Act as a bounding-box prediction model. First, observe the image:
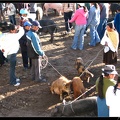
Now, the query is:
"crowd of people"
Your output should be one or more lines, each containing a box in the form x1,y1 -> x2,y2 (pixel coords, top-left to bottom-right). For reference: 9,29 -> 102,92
0,3 -> 47,86
0,3 -> 120,117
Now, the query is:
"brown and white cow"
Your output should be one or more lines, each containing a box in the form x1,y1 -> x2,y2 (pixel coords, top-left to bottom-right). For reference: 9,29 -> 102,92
50,76 -> 72,101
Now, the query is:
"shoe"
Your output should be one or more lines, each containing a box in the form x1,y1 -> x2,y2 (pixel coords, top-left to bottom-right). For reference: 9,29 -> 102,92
24,67 -> 28,71
88,43 -> 90,46
88,43 -> 95,47
16,78 -> 20,82
78,48 -> 83,50
70,47 -> 76,50
36,77 -> 47,82
96,42 -> 100,46
28,66 -> 31,69
40,78 -> 47,82
14,82 -> 20,86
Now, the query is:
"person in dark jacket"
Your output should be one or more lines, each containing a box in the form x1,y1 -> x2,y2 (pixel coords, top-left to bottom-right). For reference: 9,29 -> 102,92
114,5 -> 120,48
19,21 -> 32,70
26,20 -> 47,82
97,3 -> 109,40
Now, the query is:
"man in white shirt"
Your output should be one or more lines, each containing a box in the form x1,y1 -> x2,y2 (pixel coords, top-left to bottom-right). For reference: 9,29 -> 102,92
0,24 -> 24,86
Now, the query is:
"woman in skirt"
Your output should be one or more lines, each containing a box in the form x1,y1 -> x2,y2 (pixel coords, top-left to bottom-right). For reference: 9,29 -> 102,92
100,22 -> 119,65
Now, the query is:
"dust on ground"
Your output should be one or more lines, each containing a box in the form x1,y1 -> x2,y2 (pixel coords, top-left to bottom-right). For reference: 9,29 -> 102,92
0,10 -> 120,117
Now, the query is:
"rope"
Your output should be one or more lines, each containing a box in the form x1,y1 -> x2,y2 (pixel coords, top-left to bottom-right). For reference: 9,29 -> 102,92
71,84 -> 96,104
48,62 -> 63,76
42,42 -> 104,102
79,47 -> 104,78
41,55 -> 48,69
42,46 -> 104,82
61,84 -> 96,116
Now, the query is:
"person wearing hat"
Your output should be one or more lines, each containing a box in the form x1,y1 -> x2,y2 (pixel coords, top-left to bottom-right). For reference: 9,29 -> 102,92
26,20 -> 46,82
95,64 -> 117,117
19,8 -> 30,27
19,21 -> 32,70
69,3 -> 88,50
106,75 -> 120,117
100,22 -> 119,65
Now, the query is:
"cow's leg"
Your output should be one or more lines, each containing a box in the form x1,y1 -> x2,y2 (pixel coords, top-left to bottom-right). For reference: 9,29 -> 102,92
50,33 -> 54,43
60,90 -> 63,101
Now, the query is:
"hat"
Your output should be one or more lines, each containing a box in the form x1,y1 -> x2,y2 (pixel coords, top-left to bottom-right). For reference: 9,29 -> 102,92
32,21 -> 42,28
102,65 -> 118,75
20,8 -> 28,15
23,21 -> 32,26
77,3 -> 85,6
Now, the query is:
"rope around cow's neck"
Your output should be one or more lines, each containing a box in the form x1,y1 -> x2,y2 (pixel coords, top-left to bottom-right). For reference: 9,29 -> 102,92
79,47 -> 104,78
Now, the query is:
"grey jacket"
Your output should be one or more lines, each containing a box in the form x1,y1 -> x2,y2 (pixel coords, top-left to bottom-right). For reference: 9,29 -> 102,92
87,5 -> 100,26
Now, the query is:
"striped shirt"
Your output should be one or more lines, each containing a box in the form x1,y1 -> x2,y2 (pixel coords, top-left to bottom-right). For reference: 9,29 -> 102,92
62,3 -> 76,13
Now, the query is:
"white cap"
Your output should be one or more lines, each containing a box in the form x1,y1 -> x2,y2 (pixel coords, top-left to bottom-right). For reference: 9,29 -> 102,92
77,3 -> 85,6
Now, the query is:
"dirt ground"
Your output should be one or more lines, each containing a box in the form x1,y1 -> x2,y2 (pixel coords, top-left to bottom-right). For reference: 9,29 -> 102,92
0,9 -> 120,117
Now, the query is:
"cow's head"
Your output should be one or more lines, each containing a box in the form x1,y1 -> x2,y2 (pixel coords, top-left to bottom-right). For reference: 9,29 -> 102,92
75,57 -> 85,75
62,80 -> 73,94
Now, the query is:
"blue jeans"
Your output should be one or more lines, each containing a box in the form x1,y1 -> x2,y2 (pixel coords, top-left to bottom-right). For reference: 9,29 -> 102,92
97,18 -> 108,40
9,14 -> 16,25
89,24 -> 100,46
71,24 -> 86,50
7,53 -> 17,85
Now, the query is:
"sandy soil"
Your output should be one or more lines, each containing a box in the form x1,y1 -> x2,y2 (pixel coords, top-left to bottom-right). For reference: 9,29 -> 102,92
0,9 -> 120,117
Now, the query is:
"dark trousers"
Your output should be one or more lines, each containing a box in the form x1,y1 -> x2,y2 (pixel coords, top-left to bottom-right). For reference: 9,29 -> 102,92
21,51 -> 32,68
64,11 -> 73,32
